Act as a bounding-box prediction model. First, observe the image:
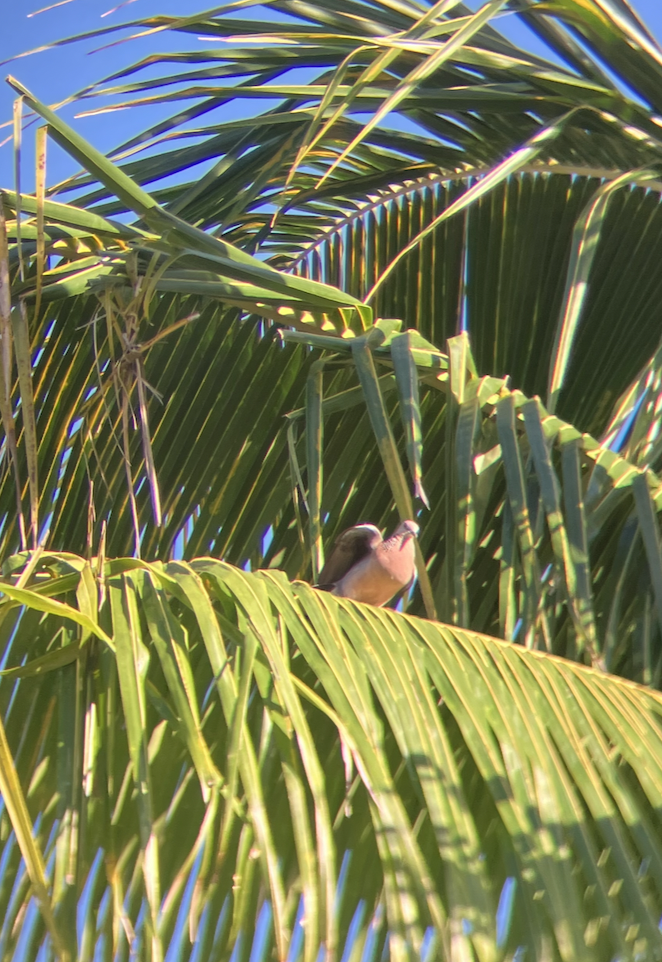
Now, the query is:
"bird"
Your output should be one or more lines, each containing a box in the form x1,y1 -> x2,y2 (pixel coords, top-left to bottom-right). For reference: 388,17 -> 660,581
314,520 -> 419,606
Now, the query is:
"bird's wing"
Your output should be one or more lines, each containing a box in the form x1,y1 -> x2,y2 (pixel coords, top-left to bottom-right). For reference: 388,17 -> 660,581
316,524 -> 382,587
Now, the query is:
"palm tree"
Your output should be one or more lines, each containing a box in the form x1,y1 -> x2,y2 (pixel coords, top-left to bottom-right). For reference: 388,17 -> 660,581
3,1 -> 662,958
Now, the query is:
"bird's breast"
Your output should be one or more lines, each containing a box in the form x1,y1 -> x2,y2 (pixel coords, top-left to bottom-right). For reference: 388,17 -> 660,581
334,537 -> 415,606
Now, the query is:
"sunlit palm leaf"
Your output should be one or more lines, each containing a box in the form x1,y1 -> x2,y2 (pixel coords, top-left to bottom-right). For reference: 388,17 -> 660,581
4,122 -> 662,680
3,4 -> 662,955
2,557 -> 662,961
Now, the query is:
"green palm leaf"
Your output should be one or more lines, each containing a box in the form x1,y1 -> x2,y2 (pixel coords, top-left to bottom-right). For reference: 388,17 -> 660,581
1,557 -> 662,961
3,1 -> 662,957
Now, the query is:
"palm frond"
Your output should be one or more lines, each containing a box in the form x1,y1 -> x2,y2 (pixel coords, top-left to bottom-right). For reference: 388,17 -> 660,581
3,3 -> 662,958
1,556 -> 662,961
3,84 -> 662,679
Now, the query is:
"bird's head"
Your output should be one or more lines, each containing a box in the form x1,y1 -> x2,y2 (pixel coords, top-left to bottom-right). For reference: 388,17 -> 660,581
395,519 -> 420,541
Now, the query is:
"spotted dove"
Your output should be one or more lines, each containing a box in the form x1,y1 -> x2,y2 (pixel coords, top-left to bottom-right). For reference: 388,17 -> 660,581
315,520 -> 419,606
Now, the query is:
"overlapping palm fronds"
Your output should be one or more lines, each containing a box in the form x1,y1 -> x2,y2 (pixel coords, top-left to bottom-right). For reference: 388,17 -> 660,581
2,556 -> 662,962
2,1 -> 662,959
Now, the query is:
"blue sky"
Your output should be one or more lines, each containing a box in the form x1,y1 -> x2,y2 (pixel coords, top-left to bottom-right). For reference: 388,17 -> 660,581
1,0 -> 661,193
